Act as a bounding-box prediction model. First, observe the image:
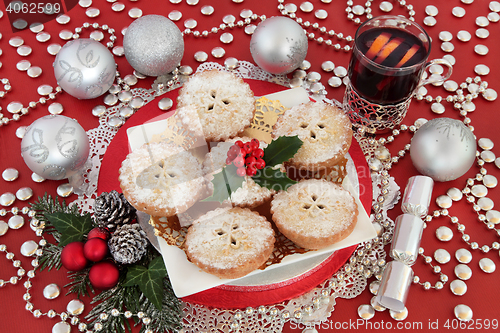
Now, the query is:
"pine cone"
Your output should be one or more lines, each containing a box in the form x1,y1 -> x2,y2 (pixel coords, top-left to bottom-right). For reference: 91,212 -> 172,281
108,224 -> 149,264
94,190 -> 136,232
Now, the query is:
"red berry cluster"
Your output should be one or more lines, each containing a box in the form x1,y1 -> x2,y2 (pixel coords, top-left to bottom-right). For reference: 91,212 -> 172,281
226,139 -> 266,177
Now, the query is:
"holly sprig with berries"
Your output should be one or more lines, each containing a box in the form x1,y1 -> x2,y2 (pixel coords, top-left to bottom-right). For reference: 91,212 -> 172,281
205,135 -> 303,203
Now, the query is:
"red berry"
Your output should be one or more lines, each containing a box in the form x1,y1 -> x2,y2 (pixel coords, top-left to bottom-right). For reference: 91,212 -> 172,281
230,144 -> 240,152
252,148 -> 264,159
226,157 -> 234,165
254,158 -> 266,169
83,238 -> 109,262
243,142 -> 253,154
236,167 -> 247,177
245,156 -> 256,166
233,156 -> 245,168
246,166 -> 257,176
228,146 -> 240,159
250,139 -> 260,150
87,227 -> 110,241
235,140 -> 244,148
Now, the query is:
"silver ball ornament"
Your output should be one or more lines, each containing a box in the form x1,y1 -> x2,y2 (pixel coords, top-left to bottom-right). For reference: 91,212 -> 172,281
123,15 -> 184,76
250,16 -> 308,75
21,115 -> 90,180
53,39 -> 116,99
410,118 -> 476,182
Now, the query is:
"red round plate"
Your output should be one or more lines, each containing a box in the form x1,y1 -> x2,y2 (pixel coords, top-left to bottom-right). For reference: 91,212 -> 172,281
98,79 -> 372,309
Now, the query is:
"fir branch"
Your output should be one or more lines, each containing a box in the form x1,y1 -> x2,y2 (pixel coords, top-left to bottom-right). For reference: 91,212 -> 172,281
65,268 -> 94,298
86,269 -> 182,333
38,242 -> 63,272
86,284 -> 131,333
124,279 -> 183,333
31,193 -> 80,216
30,193 -> 81,239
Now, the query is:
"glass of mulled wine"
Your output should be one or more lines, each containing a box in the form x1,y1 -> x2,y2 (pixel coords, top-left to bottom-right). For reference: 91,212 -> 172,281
344,15 -> 452,134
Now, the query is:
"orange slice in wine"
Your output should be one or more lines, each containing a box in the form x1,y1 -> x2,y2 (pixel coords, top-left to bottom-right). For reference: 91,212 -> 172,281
365,33 -> 391,59
395,44 -> 420,68
374,38 -> 403,64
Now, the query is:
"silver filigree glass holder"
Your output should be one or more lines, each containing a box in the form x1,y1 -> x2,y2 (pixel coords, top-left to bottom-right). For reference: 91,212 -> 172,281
343,80 -> 413,134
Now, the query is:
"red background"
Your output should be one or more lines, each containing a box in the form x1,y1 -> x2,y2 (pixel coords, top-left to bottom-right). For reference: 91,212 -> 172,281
0,1 -> 499,333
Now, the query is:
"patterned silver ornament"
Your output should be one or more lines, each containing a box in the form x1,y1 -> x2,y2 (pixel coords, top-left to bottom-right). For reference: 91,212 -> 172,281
410,118 -> 476,182
20,115 -> 90,180
123,15 -> 184,76
53,39 -> 116,99
250,16 -> 308,74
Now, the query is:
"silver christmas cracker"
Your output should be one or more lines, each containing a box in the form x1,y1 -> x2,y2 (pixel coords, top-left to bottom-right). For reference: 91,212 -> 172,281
401,175 -> 434,217
376,260 -> 414,312
390,214 -> 425,266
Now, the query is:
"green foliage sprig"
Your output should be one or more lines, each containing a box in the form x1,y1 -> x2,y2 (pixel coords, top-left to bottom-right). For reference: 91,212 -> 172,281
30,194 -> 183,333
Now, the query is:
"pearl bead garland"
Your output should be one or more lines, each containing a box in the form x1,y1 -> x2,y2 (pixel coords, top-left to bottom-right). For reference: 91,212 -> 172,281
278,0 -> 354,52
0,78 -> 62,130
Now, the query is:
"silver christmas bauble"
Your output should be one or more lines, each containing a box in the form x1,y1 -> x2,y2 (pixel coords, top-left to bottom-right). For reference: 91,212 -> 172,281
250,16 -> 308,75
53,39 -> 116,99
410,118 -> 476,182
20,115 -> 90,180
123,15 -> 184,76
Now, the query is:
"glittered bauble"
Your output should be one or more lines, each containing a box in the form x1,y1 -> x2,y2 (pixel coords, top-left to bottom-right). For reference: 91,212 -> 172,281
123,15 -> 184,76
53,38 -> 116,99
83,238 -> 109,262
87,227 -> 110,241
250,16 -> 308,75
20,115 -> 90,180
89,261 -> 120,290
410,118 -> 476,182
61,242 -> 88,271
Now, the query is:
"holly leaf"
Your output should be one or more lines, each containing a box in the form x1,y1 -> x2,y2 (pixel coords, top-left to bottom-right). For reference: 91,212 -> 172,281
263,135 -> 303,167
252,166 -> 297,192
203,163 -> 245,203
123,256 -> 167,310
44,212 -> 93,247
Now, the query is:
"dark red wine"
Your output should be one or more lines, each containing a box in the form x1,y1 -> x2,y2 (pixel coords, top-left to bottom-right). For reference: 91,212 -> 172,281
348,27 -> 428,104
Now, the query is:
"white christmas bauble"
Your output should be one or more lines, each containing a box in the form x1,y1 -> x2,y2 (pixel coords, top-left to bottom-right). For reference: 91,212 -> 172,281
53,39 -> 116,99
250,16 -> 308,75
20,115 -> 90,180
123,15 -> 184,76
410,118 -> 476,182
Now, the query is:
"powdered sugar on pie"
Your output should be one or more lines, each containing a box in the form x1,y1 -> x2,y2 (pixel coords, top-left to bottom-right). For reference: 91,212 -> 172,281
176,69 -> 255,141
270,178 -> 358,250
119,142 -> 205,217
272,101 -> 352,170
184,207 -> 275,279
